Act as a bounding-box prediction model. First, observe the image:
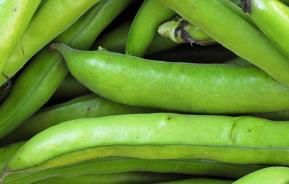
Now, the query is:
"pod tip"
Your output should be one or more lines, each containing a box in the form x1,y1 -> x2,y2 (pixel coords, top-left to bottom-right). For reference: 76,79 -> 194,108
49,42 -> 62,51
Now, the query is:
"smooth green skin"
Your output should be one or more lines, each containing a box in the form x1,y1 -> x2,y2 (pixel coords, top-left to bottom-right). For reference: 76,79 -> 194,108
95,22 -> 131,53
95,21 -> 177,54
55,44 -> 289,114
233,167 -> 289,184
160,0 -> 289,86
0,0 -> 131,139
126,0 -> 175,57
0,142 -> 24,173
159,178 -> 232,184
220,0 -> 252,24
4,94 -> 153,143
0,0 -> 101,87
249,0 -> 289,58
3,158 -> 262,184
52,75 -> 90,100
0,4 -> 99,139
0,50 -> 68,139
34,172 -> 185,184
158,18 -> 215,45
0,0 -> 41,74
56,0 -> 132,50
7,113 -> 289,171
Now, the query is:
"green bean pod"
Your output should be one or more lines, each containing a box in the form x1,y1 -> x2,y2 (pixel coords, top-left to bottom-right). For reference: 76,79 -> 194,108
6,113 -> 289,171
159,178 -> 232,184
233,167 -> 289,184
0,142 -> 24,173
4,94 -> 153,143
160,0 -> 289,86
52,75 -> 90,100
0,0 -> 41,74
95,21 -> 177,54
2,157 -> 262,184
35,172 -> 186,184
95,22 -> 131,53
0,0 -> 131,139
53,44 -> 289,114
126,0 -> 175,56
248,0 -> 289,58
0,0 -> 101,87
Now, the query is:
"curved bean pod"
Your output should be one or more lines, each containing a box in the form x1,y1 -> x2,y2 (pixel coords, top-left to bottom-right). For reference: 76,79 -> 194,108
0,50 -> 68,139
160,0 -> 289,86
126,0 -> 175,56
95,21 -> 177,54
35,172 -> 185,184
233,167 -> 289,184
0,0 -> 131,139
248,0 -> 289,58
0,0 -> 41,74
0,142 -> 24,173
6,113 -> 289,171
3,157 -> 262,184
159,178 -> 232,184
0,0 -> 101,87
53,44 -> 289,114
3,94 -> 152,143
95,22 -> 131,53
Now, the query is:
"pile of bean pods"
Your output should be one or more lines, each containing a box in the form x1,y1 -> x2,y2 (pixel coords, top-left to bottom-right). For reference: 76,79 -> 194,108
1,0 -> 289,183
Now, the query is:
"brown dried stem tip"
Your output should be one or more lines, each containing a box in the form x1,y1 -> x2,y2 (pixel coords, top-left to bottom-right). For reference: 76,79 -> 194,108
241,0 -> 251,13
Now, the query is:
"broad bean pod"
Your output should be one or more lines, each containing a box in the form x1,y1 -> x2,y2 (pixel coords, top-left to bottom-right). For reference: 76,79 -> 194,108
248,0 -> 289,58
0,0 -> 41,74
160,0 -> 289,86
6,113 -> 289,171
233,167 -> 289,184
159,178 -> 232,184
126,0 -> 175,57
0,0 -> 131,139
0,0 -> 101,87
54,44 -> 289,114
0,142 -> 24,173
35,172 -> 186,184
95,22 -> 177,54
2,157 -> 262,184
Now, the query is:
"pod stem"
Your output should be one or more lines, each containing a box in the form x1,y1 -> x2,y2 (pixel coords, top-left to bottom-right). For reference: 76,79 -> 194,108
49,42 -> 66,53
158,17 -> 215,45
